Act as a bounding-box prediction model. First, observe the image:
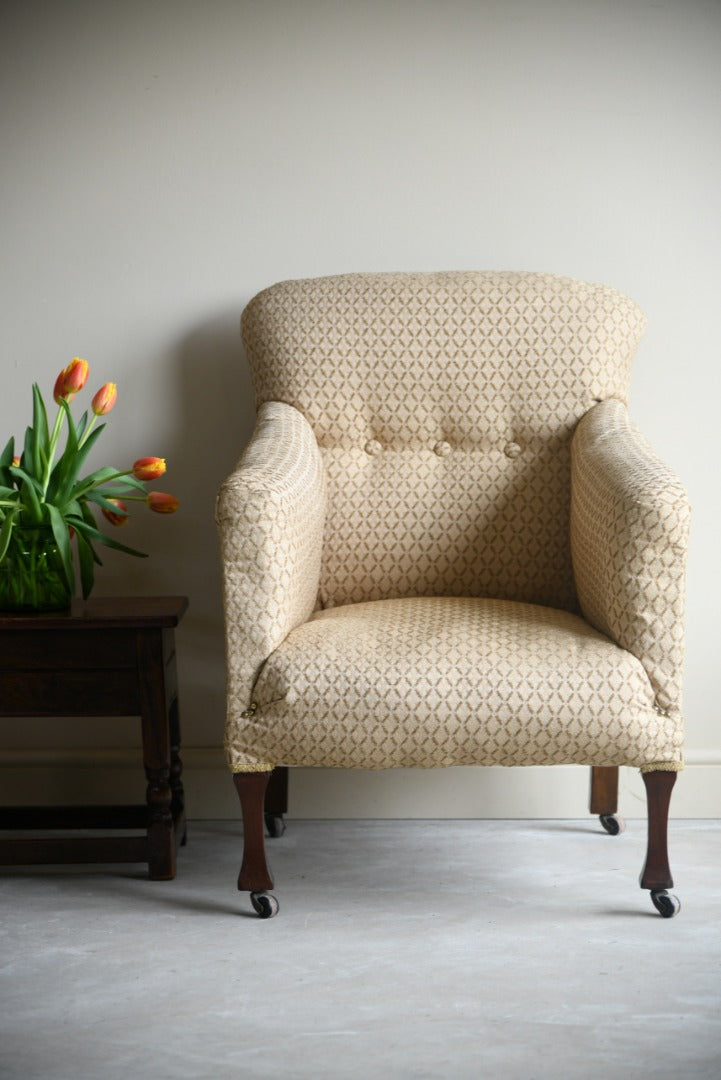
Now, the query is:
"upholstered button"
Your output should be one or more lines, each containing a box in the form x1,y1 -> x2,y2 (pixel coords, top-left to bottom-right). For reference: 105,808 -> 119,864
504,441 -> 521,459
433,441 -> 451,457
364,439 -> 382,456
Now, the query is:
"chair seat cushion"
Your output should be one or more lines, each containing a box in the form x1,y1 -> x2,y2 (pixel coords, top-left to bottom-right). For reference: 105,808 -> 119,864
243,597 -> 681,770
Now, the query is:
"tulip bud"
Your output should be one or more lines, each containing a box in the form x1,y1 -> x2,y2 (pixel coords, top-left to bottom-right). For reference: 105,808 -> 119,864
91,382 -> 117,416
53,371 -> 66,404
133,456 -> 166,481
12,455 -> 21,467
102,499 -> 129,526
147,491 -> 179,514
54,357 -> 89,402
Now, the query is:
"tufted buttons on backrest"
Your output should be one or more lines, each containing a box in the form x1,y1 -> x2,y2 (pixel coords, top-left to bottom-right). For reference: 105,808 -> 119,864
242,272 -> 646,610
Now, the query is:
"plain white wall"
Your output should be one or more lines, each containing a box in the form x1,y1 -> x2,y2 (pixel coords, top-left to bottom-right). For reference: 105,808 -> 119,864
1,0 -> 719,817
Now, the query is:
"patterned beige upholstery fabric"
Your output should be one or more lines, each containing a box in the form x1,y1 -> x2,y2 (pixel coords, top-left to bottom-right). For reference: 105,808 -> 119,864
216,400 -> 326,771
571,398 -> 691,724
232,596 -> 681,771
219,272 -> 689,774
242,272 -> 647,611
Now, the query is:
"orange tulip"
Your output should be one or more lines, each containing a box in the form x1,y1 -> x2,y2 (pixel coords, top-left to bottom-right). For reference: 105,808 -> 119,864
102,499 -> 129,526
133,456 -> 166,481
147,491 -> 179,514
54,357 -> 89,402
12,455 -> 21,467
91,382 -> 117,416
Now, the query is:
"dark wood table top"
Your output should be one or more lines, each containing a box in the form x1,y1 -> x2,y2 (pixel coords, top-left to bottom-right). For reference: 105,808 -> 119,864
0,595 -> 189,631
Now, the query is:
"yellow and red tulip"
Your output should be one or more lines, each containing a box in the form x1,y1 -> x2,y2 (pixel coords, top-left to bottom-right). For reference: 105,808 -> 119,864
52,371 -> 65,404
147,491 -> 179,514
91,382 -> 117,416
53,357 -> 89,402
102,498 -> 129,526
133,456 -> 166,481
4,358 -> 180,601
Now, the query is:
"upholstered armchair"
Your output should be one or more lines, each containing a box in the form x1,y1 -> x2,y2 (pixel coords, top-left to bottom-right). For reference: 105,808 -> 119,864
216,272 -> 690,919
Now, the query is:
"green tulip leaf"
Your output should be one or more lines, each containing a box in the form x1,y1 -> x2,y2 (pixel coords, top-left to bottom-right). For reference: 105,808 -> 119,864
9,466 -> 43,522
68,461 -> 120,502
67,514 -> 147,559
49,416 -> 105,505
0,506 -> 19,562
75,410 -> 89,442
23,423 -> 39,480
31,384 -> 49,457
85,490 -> 130,516
9,464 -> 43,495
75,527 -> 97,599
97,474 -> 147,494
0,436 -> 14,468
47,502 -> 75,591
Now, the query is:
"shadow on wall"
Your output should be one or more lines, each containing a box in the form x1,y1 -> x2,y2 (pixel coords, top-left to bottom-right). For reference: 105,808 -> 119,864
171,308 -> 257,624
95,308 -> 256,748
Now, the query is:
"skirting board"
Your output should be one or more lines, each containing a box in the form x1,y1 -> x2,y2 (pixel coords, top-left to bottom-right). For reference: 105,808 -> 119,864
0,748 -> 719,818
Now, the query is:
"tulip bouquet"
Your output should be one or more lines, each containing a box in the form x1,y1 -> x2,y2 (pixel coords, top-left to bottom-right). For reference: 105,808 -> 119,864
0,358 -> 179,607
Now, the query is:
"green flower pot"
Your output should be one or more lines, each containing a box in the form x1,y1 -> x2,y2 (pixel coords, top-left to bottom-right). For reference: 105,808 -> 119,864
0,526 -> 72,612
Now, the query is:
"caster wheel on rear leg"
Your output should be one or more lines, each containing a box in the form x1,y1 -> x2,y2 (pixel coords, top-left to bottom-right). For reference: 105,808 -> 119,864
650,890 -> 681,918
599,813 -> 625,835
250,891 -> 279,919
265,813 -> 286,838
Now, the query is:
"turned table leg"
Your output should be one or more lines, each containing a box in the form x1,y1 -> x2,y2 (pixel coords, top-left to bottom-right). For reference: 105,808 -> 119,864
138,628 -> 176,880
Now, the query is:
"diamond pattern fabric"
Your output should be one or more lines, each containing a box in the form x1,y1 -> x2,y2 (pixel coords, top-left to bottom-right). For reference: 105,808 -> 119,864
216,400 -> 326,761
242,272 -> 647,610
231,597 -> 681,771
219,272 -> 689,774
571,398 -> 691,719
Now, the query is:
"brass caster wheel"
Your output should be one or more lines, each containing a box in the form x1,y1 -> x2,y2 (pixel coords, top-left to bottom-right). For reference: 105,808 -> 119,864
650,890 -> 681,918
599,813 -> 625,835
265,813 -> 286,838
250,890 -> 279,919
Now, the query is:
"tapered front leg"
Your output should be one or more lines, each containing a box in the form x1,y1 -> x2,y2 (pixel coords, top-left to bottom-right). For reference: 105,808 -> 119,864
233,771 -> 274,893
640,770 -> 676,892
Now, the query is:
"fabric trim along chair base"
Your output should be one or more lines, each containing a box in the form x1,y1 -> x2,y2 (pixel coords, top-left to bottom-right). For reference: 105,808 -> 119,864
229,760 -> 276,773
639,760 -> 684,773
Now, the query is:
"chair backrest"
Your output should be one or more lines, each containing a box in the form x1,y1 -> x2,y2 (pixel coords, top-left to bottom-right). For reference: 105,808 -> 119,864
242,271 -> 646,611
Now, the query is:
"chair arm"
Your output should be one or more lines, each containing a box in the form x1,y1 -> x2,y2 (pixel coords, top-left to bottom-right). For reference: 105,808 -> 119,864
570,398 -> 691,716
216,401 -> 326,766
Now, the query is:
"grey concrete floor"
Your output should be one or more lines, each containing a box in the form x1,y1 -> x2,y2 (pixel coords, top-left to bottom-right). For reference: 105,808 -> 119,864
1,819 -> 720,1080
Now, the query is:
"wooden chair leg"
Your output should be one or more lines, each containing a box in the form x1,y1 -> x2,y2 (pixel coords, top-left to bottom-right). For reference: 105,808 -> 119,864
264,765 -> 288,837
640,770 -> 680,917
590,766 -> 625,835
589,766 -> 618,814
640,770 -> 676,891
233,772 -> 274,893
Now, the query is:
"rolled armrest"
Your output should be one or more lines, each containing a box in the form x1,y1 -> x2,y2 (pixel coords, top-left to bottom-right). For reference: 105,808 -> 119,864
571,398 -> 691,716
216,401 -> 326,766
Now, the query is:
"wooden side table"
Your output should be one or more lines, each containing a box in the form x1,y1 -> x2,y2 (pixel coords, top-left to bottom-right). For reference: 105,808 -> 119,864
0,596 -> 188,879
